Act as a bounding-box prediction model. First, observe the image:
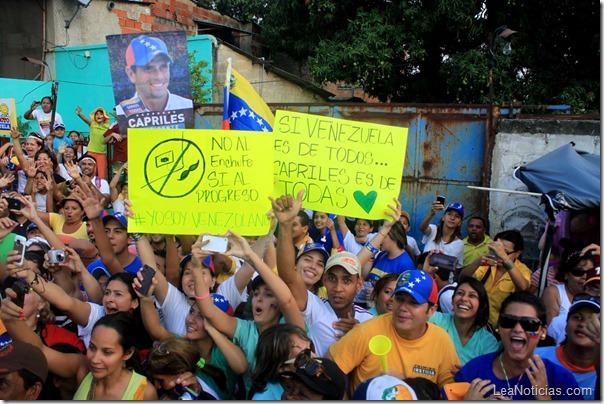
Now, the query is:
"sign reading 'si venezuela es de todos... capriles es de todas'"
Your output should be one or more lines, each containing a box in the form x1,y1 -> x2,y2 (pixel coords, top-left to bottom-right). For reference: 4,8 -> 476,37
127,128 -> 274,236
273,110 -> 408,220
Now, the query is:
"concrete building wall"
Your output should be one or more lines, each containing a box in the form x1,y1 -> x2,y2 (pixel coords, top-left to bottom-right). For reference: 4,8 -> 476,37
488,119 -> 600,269
214,45 -> 327,104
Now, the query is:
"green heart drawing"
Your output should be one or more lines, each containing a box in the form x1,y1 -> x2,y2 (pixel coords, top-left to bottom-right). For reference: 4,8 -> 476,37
353,190 -> 378,214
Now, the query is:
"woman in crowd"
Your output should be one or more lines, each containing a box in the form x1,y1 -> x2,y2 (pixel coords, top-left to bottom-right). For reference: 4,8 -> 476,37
9,127 -> 44,193
544,244 -> 599,344
23,96 -> 64,138
6,247 -> 152,351
419,199 -> 465,269
191,230 -> 305,394
136,271 -> 247,400
57,145 -> 79,181
2,276 -> 85,353
367,273 -> 398,316
146,336 -> 237,400
28,170 -> 52,212
249,323 -> 313,399
0,305 -> 157,400
309,211 -> 343,254
456,291 -> 582,399
428,275 -> 500,365
337,215 -> 377,254
35,196 -> 88,244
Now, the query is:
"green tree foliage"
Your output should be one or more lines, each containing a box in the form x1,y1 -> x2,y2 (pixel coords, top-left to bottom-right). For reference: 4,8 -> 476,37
189,50 -> 212,104
213,0 -> 599,111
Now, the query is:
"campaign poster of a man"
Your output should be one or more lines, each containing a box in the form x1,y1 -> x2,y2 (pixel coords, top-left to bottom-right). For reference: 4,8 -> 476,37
106,30 -> 194,135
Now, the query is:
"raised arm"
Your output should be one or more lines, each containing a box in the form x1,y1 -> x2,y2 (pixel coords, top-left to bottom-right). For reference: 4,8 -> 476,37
488,239 -> 530,291
190,238 -> 238,338
271,190 -> 310,311
13,194 -> 65,250
110,162 -> 127,202
75,106 -> 92,126
203,320 -> 248,375
336,214 -> 350,238
9,127 -> 30,173
23,100 -> 38,120
226,230 -> 305,330
1,292 -> 88,381
357,198 -> 401,271
72,183 -> 123,275
419,201 -> 444,236
134,276 -> 173,341
5,250 -> 92,326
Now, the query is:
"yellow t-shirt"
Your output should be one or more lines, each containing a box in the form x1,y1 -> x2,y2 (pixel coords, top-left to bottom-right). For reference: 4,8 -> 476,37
329,313 -> 459,396
48,213 -> 89,244
473,260 -> 532,328
462,235 -> 493,267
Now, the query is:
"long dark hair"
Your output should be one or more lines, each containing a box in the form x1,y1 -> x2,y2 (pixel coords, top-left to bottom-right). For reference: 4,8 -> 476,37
250,324 -> 311,397
453,278 -> 490,330
92,312 -> 143,374
555,248 -> 593,283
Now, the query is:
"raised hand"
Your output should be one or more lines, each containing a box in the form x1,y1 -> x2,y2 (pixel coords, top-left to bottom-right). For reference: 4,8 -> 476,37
71,184 -> 103,220
381,197 -> 402,232
123,198 -> 134,218
0,217 -> 17,241
0,173 -> 15,188
191,234 -> 214,267
12,194 -> 38,222
269,189 -> 305,224
223,230 -> 252,259
10,127 -> 21,140
64,160 -> 81,179
75,106 -> 82,115
24,162 -> 37,178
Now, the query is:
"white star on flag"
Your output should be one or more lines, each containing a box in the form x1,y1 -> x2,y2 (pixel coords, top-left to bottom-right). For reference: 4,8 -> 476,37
256,118 -> 263,125
238,107 -> 247,117
248,111 -> 256,119
230,111 -> 238,120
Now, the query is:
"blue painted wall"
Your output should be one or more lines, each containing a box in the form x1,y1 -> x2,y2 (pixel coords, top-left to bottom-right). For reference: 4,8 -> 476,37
1,35 -> 214,136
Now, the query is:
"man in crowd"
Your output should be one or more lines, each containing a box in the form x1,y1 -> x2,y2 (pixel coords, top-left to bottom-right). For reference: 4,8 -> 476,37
459,229 -> 531,329
327,269 -> 459,396
462,216 -> 492,269
0,340 -> 48,400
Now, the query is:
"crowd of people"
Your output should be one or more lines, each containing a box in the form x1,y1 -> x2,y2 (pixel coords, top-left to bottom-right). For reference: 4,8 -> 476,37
0,99 -> 600,401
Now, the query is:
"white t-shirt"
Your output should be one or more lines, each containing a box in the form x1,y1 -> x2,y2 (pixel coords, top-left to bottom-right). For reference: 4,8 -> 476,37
302,290 -> 374,356
407,235 -> 421,256
158,283 -> 191,337
217,274 -> 247,310
90,176 -> 110,195
34,192 -> 47,212
77,302 -> 105,348
342,231 -> 377,254
31,110 -> 63,137
422,224 -> 464,269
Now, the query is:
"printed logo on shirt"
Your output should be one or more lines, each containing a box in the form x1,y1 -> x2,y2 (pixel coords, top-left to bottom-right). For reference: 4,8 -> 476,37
412,365 -> 436,376
120,97 -> 146,116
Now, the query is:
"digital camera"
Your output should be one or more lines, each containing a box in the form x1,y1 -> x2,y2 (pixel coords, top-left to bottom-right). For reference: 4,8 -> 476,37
48,249 -> 67,264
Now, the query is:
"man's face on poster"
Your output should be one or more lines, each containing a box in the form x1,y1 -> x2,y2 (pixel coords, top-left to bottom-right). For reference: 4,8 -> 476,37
125,54 -> 171,102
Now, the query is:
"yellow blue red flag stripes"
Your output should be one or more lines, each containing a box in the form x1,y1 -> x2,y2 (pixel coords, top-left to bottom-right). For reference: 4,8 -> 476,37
222,58 -> 274,131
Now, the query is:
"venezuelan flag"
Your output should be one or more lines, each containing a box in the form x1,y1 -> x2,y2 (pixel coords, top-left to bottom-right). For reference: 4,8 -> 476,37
222,58 -> 274,131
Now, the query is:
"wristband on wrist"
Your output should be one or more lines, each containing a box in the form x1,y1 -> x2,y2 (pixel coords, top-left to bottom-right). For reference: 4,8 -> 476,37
503,260 -> 514,270
29,272 -> 41,287
194,292 -> 211,301
131,233 -> 144,242
364,241 -> 379,255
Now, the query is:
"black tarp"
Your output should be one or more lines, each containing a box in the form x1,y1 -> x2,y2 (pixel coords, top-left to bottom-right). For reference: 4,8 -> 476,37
513,143 -> 600,219
513,143 -> 600,296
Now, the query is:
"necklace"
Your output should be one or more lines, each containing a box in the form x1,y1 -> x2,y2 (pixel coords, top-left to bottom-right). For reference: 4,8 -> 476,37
499,354 -> 511,389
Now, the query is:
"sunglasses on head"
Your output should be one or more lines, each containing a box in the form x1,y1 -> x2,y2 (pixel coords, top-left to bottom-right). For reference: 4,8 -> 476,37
293,348 -> 331,381
498,313 -> 542,332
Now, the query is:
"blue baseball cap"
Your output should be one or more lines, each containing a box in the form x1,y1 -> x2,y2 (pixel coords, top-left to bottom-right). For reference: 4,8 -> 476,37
52,122 -> 65,130
26,223 -> 39,233
445,202 -> 464,218
393,270 -> 438,305
296,242 -> 330,263
102,212 -> 127,230
126,36 -> 173,67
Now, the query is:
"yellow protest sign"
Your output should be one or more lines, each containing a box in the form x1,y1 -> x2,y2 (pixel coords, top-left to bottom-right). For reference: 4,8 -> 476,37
0,99 -> 17,137
128,128 -> 274,235
274,110 -> 408,219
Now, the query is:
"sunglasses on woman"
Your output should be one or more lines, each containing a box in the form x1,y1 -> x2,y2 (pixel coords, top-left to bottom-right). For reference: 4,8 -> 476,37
293,348 -> 331,381
498,313 -> 542,332
569,268 -> 591,277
